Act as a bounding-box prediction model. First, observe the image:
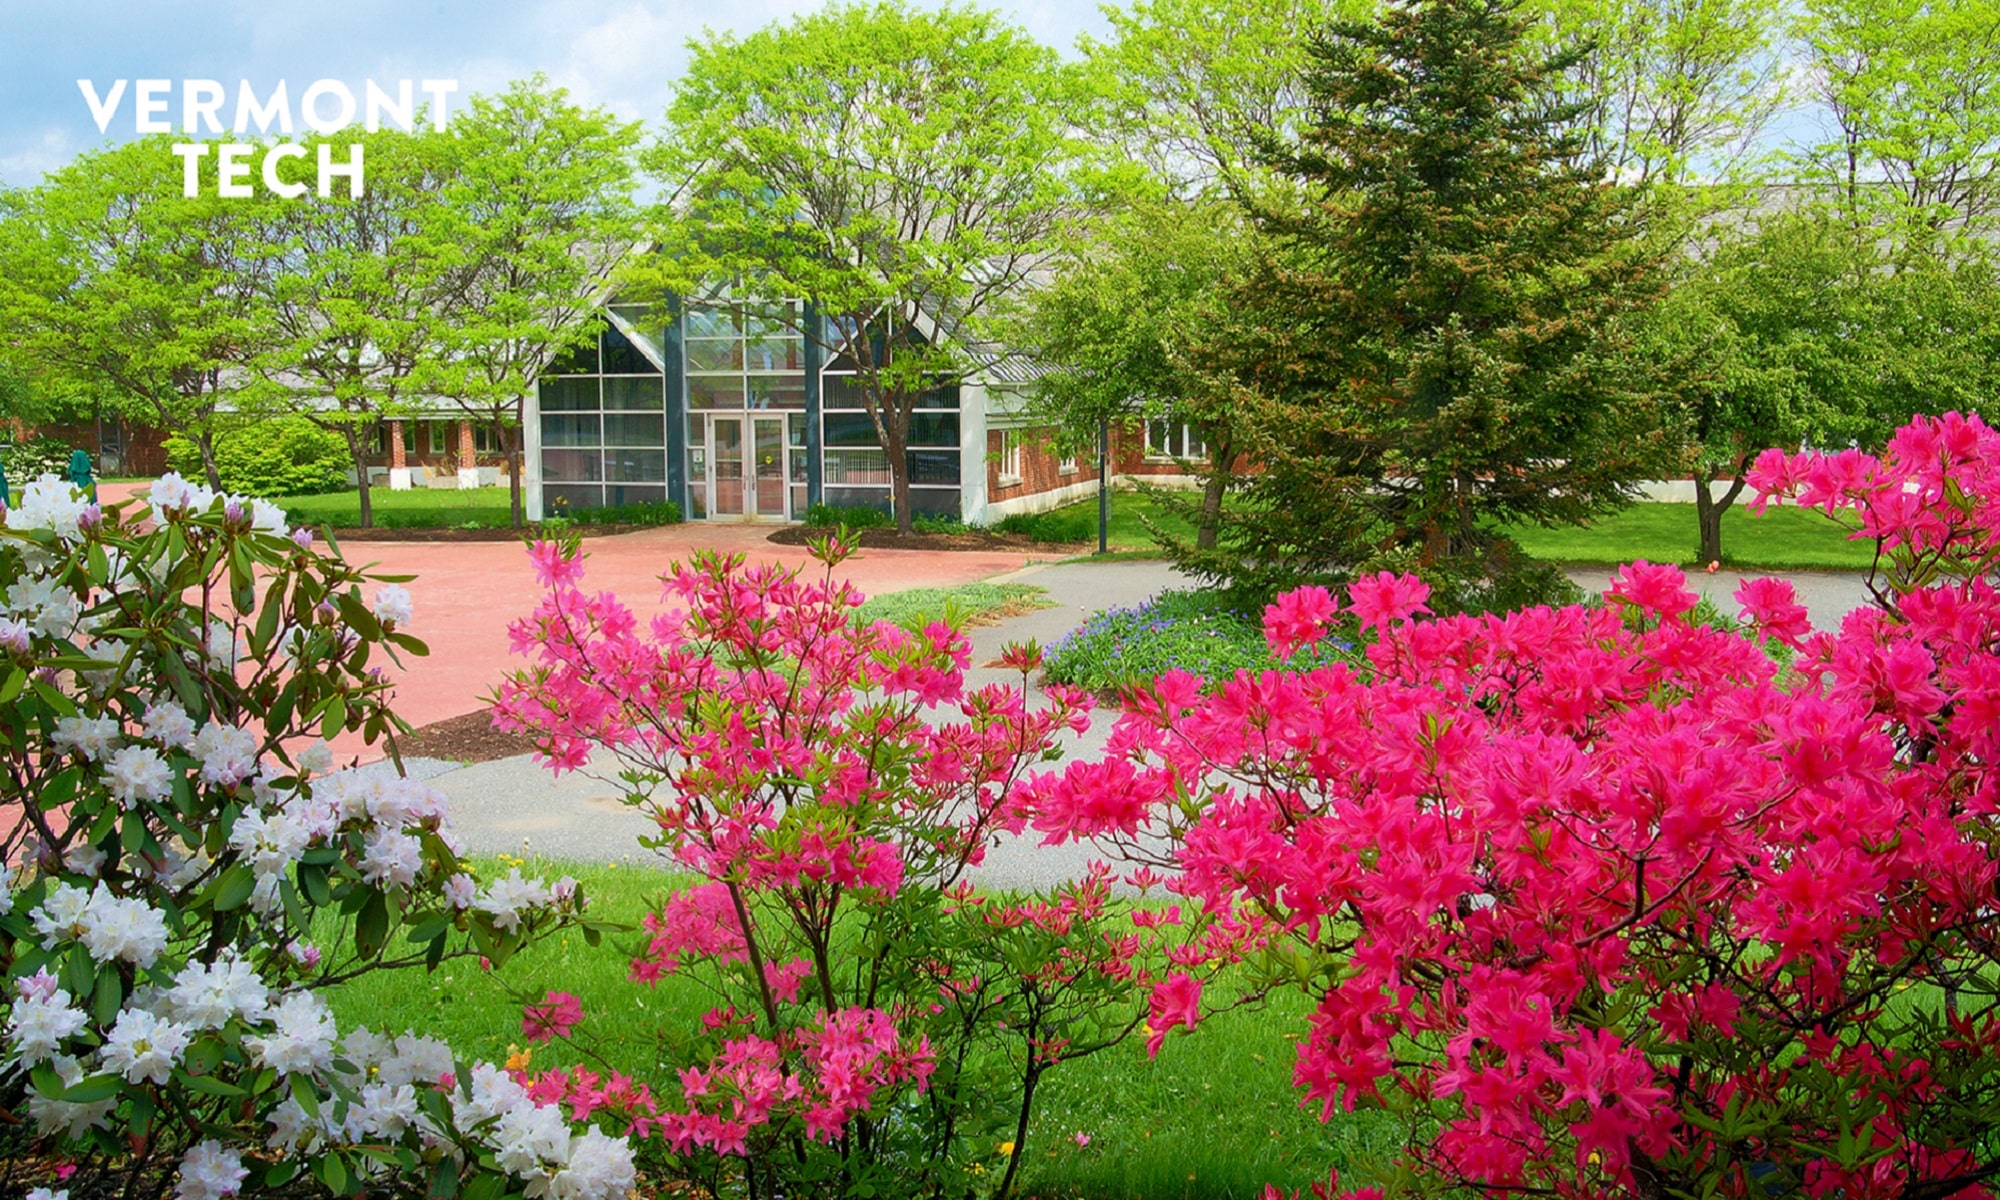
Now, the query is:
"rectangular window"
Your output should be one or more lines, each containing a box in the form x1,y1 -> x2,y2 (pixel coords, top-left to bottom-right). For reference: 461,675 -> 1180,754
824,448 -> 892,485
1144,420 -> 1206,461
997,430 -> 1023,485
1059,453 -> 1078,474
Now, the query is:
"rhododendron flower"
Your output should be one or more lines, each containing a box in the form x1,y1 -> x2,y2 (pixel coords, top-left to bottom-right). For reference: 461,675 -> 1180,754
1146,973 -> 1202,1056
523,992 -> 585,1043
1265,586 -> 1338,659
1605,560 -> 1697,619
1347,572 -> 1431,631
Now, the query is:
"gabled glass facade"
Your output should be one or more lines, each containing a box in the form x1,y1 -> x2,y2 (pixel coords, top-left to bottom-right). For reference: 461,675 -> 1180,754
536,301 -> 962,522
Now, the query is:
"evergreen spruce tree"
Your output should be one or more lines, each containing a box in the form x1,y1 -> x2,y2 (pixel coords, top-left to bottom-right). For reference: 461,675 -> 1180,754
1185,0 -> 1670,608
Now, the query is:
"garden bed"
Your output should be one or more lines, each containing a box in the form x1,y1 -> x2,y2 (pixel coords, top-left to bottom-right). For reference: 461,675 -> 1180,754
766,524 -> 1085,553
314,521 -> 659,542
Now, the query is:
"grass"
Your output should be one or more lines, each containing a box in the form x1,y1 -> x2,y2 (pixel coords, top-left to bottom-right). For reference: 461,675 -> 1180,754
856,582 -> 1054,628
323,856 -> 1397,1200
1498,502 -> 1874,571
1025,492 -> 1873,572
281,487 -> 516,529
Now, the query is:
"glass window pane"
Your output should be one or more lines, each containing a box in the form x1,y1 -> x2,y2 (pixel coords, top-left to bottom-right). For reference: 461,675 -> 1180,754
603,376 -> 662,411
603,414 -> 664,446
823,448 -> 892,485
605,484 -> 667,506
600,324 -> 657,374
688,416 -> 707,447
540,449 -> 603,482
545,484 -> 602,512
821,373 -> 868,410
917,384 -> 958,409
688,375 -> 745,409
745,336 -> 803,372
908,412 -> 959,447
541,414 -> 600,447
743,302 -> 797,338
686,339 -> 743,372
544,339 -> 599,376
787,414 -> 806,445
540,377 -> 599,411
823,413 -> 881,448
824,486 -> 891,513
746,375 -> 807,409
906,487 -> 960,517
604,450 -> 667,484
908,449 -> 960,485
684,307 -> 741,339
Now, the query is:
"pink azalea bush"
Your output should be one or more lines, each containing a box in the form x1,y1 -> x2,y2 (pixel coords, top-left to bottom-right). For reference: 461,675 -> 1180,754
0,476 -> 631,1199
1024,413 -> 2000,1198
495,538 -> 1174,1199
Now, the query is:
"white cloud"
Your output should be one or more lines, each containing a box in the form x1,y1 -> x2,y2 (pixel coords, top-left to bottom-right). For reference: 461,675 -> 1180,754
0,125 -> 80,188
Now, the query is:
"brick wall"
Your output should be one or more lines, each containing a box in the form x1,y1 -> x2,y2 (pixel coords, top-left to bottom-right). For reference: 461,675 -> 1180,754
987,426 -> 1099,501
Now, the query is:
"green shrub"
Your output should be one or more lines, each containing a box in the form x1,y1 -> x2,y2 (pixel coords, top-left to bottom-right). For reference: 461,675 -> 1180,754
994,507 -> 1096,543
803,502 -> 892,529
1045,588 -> 1355,693
564,498 -> 682,528
164,418 -> 350,496
2,436 -> 75,483
910,513 -> 964,534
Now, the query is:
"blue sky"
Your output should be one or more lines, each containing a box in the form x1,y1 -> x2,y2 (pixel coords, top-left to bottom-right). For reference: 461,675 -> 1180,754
0,0 -> 1116,184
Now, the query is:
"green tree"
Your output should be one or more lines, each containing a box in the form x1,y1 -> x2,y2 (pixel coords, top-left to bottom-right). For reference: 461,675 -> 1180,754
1082,0 -> 1369,199
1528,0 -> 1788,186
0,138 -> 273,488
1645,209 -> 2000,564
257,128 -> 463,527
1007,197 -> 1251,549
1800,0 -> 2000,252
637,0 -> 1083,535
1202,0 -> 1668,606
422,77 -> 640,529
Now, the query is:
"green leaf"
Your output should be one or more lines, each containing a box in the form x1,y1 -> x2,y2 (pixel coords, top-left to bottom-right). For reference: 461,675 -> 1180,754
212,863 -> 256,912
92,967 -> 124,1028
289,1071 -> 321,1119
316,1151 -> 349,1196
356,889 -> 390,958
180,1072 -> 247,1098
61,1072 -> 125,1104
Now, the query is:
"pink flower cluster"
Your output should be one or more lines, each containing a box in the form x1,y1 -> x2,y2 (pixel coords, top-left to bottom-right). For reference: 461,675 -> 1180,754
1025,414 -> 2000,1196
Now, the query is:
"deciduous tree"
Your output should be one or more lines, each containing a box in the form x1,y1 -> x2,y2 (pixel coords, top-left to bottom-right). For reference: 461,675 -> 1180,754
637,0 -> 1084,535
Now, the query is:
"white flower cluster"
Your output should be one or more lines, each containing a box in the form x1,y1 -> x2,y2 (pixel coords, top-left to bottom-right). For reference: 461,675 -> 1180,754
373,583 -> 415,629
455,1064 -> 638,1200
33,882 -> 170,966
4,475 -> 97,542
4,571 -> 83,640
148,473 -> 289,538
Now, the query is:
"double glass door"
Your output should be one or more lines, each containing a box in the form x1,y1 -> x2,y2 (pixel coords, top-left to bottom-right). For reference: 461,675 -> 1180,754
692,414 -> 793,520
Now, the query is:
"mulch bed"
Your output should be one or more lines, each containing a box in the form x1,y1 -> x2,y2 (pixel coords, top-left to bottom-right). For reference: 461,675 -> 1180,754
393,707 -> 543,764
765,526 -> 1086,553
320,523 -> 659,543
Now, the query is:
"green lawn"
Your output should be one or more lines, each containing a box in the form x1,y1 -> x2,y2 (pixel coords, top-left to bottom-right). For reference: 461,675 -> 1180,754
325,857 -> 1394,1200
1497,502 -> 1874,571
1031,492 -> 1873,572
281,487 -> 516,529
855,582 -> 1054,627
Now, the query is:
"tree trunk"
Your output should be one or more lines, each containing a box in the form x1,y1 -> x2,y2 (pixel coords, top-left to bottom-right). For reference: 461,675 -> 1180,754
345,425 -> 376,530
1691,462 -> 1749,567
195,434 -> 223,491
1197,435 -> 1231,551
501,412 -> 524,530
887,408 -> 913,537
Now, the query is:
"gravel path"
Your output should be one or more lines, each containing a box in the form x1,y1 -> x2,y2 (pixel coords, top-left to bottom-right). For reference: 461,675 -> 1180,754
387,559 -> 1879,887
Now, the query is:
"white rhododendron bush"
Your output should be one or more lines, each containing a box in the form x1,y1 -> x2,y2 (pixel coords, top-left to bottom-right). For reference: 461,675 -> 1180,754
0,475 -> 634,1199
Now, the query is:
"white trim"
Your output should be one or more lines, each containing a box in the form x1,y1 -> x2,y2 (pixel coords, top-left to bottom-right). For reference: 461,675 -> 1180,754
958,382 -> 989,523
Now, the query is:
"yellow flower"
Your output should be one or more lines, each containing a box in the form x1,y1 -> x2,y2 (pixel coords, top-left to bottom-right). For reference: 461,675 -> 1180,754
997,1141 -> 1015,1156
505,1044 -> 532,1072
